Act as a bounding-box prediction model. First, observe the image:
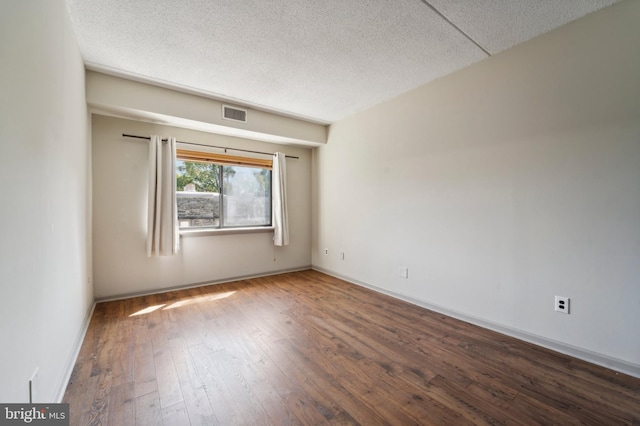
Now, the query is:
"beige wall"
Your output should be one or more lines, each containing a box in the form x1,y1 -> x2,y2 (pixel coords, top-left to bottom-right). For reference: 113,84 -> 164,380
0,0 -> 93,402
313,0 -> 640,376
86,71 -> 328,146
92,115 -> 312,299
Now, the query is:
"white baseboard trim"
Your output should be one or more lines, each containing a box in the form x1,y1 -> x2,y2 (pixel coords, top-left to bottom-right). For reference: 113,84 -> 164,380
95,266 -> 313,303
312,266 -> 640,379
54,300 -> 97,403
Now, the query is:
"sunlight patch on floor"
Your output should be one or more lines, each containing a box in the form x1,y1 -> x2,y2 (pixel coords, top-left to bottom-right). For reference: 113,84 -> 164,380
129,291 -> 237,316
129,304 -> 166,316
164,291 -> 236,310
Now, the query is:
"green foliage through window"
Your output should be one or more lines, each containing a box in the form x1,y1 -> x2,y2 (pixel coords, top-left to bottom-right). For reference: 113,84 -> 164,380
176,161 -> 236,193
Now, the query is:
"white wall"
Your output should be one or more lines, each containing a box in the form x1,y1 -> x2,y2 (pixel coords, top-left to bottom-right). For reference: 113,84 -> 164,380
0,0 -> 93,402
313,0 -> 640,376
92,115 -> 311,299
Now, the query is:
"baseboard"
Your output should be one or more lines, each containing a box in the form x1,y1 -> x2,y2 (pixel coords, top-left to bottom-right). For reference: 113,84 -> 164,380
312,266 -> 640,379
95,266 -> 313,303
54,300 -> 97,403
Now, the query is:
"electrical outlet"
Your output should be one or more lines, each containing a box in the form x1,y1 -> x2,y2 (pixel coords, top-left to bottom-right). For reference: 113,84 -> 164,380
340,251 -> 345,260
555,296 -> 569,314
324,248 -> 328,255
398,267 -> 409,279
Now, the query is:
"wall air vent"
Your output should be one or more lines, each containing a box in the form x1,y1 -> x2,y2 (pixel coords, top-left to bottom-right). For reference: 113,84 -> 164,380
222,105 -> 248,123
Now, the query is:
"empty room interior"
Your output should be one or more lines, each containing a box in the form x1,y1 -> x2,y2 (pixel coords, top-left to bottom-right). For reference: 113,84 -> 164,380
1,0 -> 639,424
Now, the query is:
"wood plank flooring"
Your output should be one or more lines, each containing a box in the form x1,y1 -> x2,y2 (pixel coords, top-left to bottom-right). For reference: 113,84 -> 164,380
63,270 -> 640,425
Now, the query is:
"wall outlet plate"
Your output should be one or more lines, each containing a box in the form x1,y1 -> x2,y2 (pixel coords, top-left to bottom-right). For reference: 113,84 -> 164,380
555,296 -> 570,314
398,267 -> 409,279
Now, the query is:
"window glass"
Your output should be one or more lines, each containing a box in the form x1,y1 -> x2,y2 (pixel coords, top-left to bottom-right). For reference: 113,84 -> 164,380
176,160 -> 271,229
223,165 -> 271,227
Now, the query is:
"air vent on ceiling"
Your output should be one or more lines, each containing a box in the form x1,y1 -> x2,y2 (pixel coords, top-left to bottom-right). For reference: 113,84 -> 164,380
222,105 -> 248,123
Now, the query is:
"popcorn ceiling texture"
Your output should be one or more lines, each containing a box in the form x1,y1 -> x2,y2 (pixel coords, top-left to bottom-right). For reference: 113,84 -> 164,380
66,0 -> 620,123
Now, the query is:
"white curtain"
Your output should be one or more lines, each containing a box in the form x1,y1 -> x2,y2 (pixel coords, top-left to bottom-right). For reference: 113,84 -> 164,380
272,152 -> 289,246
146,135 -> 179,256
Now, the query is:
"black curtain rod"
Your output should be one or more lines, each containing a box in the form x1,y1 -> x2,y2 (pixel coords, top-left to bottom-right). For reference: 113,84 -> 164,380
122,133 -> 299,159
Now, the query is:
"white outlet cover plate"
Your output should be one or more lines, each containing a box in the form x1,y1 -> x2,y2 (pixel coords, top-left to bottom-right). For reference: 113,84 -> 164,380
555,296 -> 570,314
398,267 -> 409,279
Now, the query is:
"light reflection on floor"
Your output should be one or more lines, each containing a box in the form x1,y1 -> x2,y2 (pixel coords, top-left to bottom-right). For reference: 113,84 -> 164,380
128,291 -> 236,316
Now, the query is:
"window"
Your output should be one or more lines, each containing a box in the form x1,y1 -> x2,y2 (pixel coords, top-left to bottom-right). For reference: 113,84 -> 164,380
176,149 -> 272,229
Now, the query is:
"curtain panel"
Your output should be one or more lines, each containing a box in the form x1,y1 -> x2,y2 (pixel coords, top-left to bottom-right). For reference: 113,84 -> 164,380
272,152 -> 289,246
147,135 -> 179,256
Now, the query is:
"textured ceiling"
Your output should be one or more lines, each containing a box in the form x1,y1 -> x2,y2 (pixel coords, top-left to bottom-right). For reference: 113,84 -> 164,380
65,0 -> 620,124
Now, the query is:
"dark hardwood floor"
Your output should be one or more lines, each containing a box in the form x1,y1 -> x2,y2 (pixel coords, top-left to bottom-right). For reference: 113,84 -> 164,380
63,270 -> 640,425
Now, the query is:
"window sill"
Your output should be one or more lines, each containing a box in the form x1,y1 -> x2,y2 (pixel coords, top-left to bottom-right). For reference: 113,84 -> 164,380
180,226 -> 274,238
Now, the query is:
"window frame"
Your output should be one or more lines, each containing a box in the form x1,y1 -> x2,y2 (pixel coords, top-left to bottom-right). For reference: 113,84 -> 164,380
176,149 -> 274,235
